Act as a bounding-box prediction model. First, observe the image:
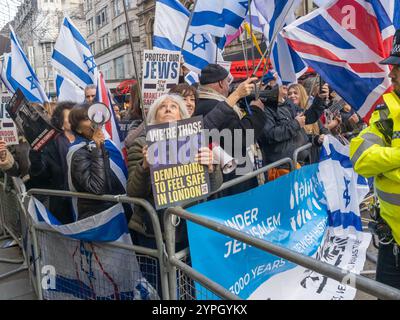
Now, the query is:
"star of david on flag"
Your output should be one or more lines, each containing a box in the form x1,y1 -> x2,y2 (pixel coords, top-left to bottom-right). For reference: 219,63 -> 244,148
6,26 -> 49,103
187,34 -> 209,51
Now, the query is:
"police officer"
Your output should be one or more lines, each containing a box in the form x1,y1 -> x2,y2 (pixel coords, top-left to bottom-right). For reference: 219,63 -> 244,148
350,30 -> 400,289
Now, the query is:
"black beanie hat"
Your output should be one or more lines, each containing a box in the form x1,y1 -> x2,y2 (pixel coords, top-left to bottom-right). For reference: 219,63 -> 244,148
199,64 -> 229,85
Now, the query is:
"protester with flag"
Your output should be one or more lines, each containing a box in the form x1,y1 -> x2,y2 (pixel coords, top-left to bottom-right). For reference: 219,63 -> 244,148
193,64 -> 267,195
350,29 -> 400,290
67,104 -> 131,221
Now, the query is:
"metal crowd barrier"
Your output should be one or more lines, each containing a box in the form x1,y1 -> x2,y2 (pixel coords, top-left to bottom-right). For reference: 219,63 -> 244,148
164,206 -> 400,300
0,176 -> 28,281
0,142 -> 393,300
23,189 -> 169,300
162,146 -> 400,301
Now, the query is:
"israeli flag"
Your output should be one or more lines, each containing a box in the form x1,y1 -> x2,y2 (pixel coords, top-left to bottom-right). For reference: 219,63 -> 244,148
318,135 -> 369,237
154,0 -> 222,73
0,53 -> 14,94
189,0 -> 248,38
55,73 -> 85,103
7,27 -> 49,103
28,197 -> 132,244
379,0 -> 400,29
250,0 -> 307,84
52,16 -> 98,89
185,71 -> 199,85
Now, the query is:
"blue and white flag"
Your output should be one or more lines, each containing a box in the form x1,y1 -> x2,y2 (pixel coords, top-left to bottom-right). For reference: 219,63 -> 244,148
55,73 -> 85,103
189,0 -> 249,38
185,71 -> 199,85
28,196 -> 132,244
7,27 -> 49,103
154,0 -> 222,73
249,0 -> 307,84
0,53 -> 14,94
52,16 -> 98,89
380,0 -> 400,29
318,135 -> 369,237
186,163 -> 371,300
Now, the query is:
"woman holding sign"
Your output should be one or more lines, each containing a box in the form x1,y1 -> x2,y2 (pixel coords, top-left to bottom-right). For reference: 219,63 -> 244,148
127,94 -> 223,248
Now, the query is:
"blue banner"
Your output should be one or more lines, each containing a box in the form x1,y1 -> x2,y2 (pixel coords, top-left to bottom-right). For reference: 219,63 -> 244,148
187,164 -> 329,299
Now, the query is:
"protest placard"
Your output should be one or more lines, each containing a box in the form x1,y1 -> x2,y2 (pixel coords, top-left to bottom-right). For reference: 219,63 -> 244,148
142,49 -> 181,109
146,116 -> 210,209
6,89 -> 58,151
0,95 -> 18,146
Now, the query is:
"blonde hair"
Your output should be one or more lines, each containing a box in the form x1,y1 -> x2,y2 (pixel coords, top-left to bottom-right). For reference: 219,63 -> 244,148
146,94 -> 190,125
288,83 -> 320,136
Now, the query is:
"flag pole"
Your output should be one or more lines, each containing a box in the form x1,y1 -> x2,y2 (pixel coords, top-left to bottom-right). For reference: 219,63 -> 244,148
252,0 -> 297,77
122,0 -> 144,115
247,0 -> 256,72
180,0 -> 199,51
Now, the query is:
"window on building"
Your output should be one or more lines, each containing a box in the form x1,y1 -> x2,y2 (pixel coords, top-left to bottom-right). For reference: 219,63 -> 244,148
114,56 -> 125,79
89,42 -> 95,55
96,7 -> 109,28
87,18 -> 94,34
99,33 -> 110,52
42,42 -> 54,64
125,0 -> 136,9
113,0 -> 122,17
99,62 -> 113,80
85,0 -> 93,12
114,23 -> 127,43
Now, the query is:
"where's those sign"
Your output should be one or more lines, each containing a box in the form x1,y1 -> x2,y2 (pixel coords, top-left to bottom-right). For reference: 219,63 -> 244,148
142,49 -> 181,109
0,95 -> 18,146
146,116 -> 210,209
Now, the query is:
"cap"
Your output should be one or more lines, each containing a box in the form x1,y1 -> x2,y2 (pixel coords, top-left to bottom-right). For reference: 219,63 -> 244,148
199,64 -> 229,85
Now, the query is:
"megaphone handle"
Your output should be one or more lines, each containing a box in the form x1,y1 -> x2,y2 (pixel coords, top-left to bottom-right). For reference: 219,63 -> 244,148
100,142 -> 112,192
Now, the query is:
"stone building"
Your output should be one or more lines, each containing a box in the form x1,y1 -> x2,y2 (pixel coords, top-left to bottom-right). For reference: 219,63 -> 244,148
11,0 -> 86,96
84,0 -> 141,89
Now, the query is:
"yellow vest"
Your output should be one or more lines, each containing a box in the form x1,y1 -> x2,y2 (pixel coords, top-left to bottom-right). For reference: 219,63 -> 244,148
350,92 -> 400,244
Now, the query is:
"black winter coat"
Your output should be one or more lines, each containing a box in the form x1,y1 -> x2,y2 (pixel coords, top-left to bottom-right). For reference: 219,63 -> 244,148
194,97 -> 268,195
29,135 -> 73,223
259,97 -> 326,165
70,139 -> 129,221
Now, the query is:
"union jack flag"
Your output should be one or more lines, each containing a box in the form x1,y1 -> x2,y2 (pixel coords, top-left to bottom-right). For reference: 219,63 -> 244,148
282,0 -> 396,121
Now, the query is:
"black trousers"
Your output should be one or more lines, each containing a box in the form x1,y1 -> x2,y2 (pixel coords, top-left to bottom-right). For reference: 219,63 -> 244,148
376,242 -> 400,290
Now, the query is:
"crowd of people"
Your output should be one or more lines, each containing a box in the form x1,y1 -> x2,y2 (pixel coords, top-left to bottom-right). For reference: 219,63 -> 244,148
0,62 -> 368,297
0,63 -> 366,235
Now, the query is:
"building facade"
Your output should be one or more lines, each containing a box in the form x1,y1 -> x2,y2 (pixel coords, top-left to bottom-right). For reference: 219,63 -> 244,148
11,0 -> 86,96
84,0 -> 141,89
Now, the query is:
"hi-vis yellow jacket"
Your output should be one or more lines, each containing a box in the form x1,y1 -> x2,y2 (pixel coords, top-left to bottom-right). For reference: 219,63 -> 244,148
350,91 -> 400,244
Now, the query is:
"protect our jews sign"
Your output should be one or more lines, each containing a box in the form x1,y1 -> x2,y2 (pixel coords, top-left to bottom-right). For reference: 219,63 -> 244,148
142,49 -> 181,109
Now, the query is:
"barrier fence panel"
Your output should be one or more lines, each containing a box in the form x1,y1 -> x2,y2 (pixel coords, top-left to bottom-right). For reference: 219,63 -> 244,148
164,158 -> 297,300
0,177 -> 22,245
24,189 -> 170,300
32,225 -> 160,300
165,206 -> 400,300
0,177 -> 29,281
